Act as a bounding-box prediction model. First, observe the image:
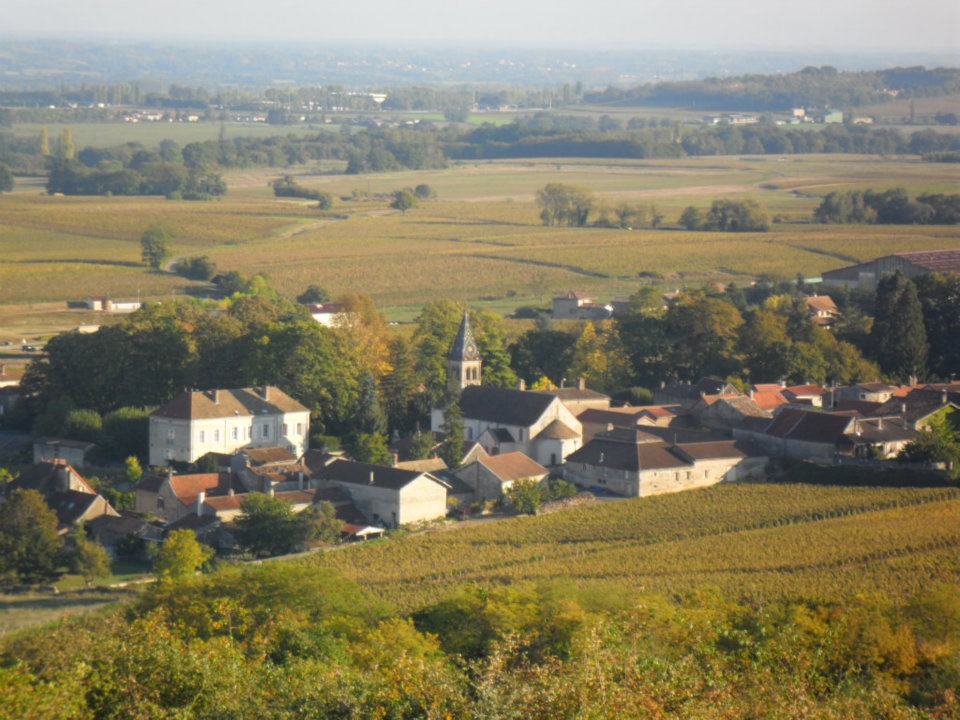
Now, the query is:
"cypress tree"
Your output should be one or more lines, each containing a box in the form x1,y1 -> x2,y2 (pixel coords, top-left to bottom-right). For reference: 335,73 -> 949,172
870,271 -> 928,381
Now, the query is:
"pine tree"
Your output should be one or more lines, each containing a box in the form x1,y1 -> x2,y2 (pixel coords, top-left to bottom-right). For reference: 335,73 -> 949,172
356,371 -> 387,435
39,127 -> 50,156
57,128 -> 76,160
870,272 -> 928,382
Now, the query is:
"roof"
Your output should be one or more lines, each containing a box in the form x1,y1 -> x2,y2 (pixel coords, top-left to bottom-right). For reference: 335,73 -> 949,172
319,458 -> 449,491
302,449 -> 341,475
458,385 -> 556,427
478,452 -> 549,482
704,395 -> 769,418
804,296 -> 838,313
483,427 -> 515,443
832,400 -> 884,416
139,472 -> 239,506
203,489 -> 316,512
152,386 -> 308,420
873,389 -> 957,424
394,457 -> 449,473
166,514 -> 221,532
785,384 -> 826,397
678,440 -> 753,461
448,311 -> 481,362
851,417 -> 918,443
566,435 -> 688,472
896,249 -> 960,274
11,462 -> 95,496
763,409 -> 853,444
46,490 -> 101,527
538,419 -> 580,440
87,514 -> 160,538
33,437 -> 96,451
553,387 -> 610,402
241,447 -> 299,466
751,390 -> 788,411
856,382 -> 897,393
560,291 -> 591,300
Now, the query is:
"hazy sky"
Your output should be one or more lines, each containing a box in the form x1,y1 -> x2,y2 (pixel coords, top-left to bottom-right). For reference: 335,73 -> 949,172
3,0 -> 959,51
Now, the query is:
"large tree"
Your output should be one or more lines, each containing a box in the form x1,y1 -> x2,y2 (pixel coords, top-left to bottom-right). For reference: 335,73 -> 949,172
914,273 -> 960,380
140,224 -> 172,271
234,494 -> 307,558
0,489 -> 63,585
870,271 -> 928,382
0,163 -> 14,193
535,183 -> 594,227
154,529 -> 214,579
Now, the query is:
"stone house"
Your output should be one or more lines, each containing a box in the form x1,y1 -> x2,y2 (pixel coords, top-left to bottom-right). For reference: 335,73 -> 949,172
552,292 -> 612,320
562,428 -> 767,498
6,461 -> 118,533
804,295 -> 840,328
316,459 -> 450,528
577,405 -> 682,443
134,471 -> 242,523
32,437 -> 97,468
549,378 -> 611,416
148,386 -> 310,466
453,451 -> 549,502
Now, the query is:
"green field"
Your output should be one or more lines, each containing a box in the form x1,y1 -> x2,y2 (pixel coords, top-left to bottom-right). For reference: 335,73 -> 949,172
312,482 -> 960,613
1,154 -> 958,337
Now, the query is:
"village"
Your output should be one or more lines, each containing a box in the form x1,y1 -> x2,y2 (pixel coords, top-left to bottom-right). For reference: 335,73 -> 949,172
1,248 -> 958,569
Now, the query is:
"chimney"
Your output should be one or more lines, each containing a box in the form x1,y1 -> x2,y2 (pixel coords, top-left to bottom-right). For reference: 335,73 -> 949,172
196,490 -> 205,516
854,419 -> 861,436
213,389 -> 220,404
901,402 -> 907,416
606,423 -> 615,432
877,416 -> 883,430
578,377 -> 586,391
518,379 -> 526,391
228,487 -> 234,496
749,389 -> 754,399
942,390 -> 949,406
55,464 -> 70,492
780,379 -> 786,388
660,380 -> 666,390
909,375 -> 918,387
267,485 -> 274,497
368,471 -> 375,485
260,386 -> 270,400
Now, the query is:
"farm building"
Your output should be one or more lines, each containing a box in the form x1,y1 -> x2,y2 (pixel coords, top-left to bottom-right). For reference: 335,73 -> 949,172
821,250 -> 960,290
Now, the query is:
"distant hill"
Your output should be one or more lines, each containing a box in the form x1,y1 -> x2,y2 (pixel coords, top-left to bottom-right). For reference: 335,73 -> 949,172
585,66 -> 960,111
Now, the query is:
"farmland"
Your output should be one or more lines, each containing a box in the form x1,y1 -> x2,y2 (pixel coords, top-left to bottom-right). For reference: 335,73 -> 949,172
1,153 -> 959,336
312,481 -> 960,612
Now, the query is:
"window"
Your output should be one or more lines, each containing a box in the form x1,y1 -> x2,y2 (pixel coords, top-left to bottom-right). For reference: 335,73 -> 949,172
231,427 -> 238,441
156,497 -> 165,511
247,427 -> 252,439
282,423 -> 288,436
199,430 -> 205,443
263,424 -> 270,439
166,428 -> 175,444
214,429 -> 220,442
296,423 -> 302,435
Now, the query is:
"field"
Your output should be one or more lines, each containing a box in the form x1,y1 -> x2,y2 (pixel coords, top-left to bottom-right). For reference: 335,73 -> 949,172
311,481 -> 960,612
1,154 -> 958,337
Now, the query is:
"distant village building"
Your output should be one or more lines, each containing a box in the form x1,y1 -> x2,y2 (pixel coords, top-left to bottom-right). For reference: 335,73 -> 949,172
804,295 -> 841,328
83,296 -> 142,313
548,378 -> 611,416
148,386 -> 310,466
821,250 -> 960,290
5,461 -> 118,534
552,292 -> 613,320
305,303 -> 347,327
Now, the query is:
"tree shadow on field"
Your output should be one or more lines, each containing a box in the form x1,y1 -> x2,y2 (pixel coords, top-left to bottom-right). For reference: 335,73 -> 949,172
14,258 -> 143,268
778,462 -> 958,489
410,219 -> 534,229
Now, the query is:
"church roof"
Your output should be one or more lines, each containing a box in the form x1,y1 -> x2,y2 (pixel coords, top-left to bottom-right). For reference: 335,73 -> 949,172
448,311 -> 481,362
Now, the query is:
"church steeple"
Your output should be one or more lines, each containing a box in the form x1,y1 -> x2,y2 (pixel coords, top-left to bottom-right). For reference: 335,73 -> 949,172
448,310 -> 482,392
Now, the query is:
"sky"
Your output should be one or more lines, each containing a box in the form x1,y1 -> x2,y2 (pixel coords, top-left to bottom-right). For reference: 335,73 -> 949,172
3,0 -> 959,51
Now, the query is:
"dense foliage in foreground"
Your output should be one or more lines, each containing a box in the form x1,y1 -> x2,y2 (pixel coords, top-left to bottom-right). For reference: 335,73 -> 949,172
1,562 -> 957,719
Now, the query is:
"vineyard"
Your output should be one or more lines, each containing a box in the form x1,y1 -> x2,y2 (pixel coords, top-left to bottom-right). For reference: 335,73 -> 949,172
311,482 -> 960,611
1,154 -> 958,333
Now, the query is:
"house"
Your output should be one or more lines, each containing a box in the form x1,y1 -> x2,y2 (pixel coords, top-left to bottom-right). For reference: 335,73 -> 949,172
148,386 -> 310,466
834,382 -> 899,404
316,459 -> 450,528
577,405 -> 683,443
134,471 -> 243,523
32,437 -> 97,467
453,451 -> 549,502
654,378 -> 742,408
548,378 -> 611,416
313,485 -> 386,541
804,295 -> 840,328
229,447 -> 308,493
734,407 -> 923,461
562,428 -> 767,497
305,302 -> 346,327
6,461 -> 118,533
748,385 -> 789,412
552,292 -> 613,320
782,384 -> 827,408
871,388 -> 960,430
431,312 -> 583,466
821,250 -> 960,290
86,513 -> 164,557
690,394 -> 772,432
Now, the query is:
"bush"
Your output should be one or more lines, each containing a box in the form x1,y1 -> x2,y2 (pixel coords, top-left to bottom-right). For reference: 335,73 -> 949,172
414,183 -> 436,199
703,199 -> 769,232
175,255 -> 216,281
505,478 -> 544,515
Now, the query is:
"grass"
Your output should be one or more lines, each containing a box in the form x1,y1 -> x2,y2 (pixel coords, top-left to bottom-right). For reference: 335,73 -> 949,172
0,154 -> 957,333
0,588 -> 133,635
309,482 -> 960,612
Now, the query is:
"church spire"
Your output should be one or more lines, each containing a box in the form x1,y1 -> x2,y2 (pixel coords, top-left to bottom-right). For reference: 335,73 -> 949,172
448,309 -> 482,392
449,310 -> 481,362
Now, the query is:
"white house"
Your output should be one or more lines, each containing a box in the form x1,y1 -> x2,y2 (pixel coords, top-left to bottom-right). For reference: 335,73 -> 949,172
148,386 -> 310,467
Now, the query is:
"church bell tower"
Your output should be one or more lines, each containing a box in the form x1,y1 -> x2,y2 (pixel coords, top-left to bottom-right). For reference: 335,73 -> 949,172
448,310 -> 482,393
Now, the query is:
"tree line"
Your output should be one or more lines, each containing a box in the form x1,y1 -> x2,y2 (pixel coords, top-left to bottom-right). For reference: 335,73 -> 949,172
813,188 -> 960,225
584,65 -> 960,111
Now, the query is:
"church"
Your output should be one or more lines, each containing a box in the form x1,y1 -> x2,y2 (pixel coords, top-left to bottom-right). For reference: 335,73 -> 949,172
431,311 -> 583,467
